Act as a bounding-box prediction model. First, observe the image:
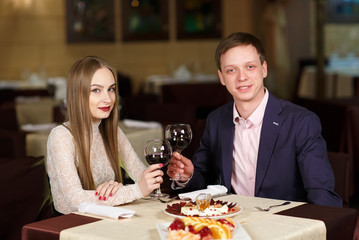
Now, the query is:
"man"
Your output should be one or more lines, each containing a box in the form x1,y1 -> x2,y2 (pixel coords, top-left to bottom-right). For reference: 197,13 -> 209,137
167,32 -> 342,207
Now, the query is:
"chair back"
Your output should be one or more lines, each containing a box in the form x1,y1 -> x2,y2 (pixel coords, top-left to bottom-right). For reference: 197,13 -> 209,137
0,129 -> 26,158
0,101 -> 19,131
327,151 -> 350,207
0,156 -> 57,240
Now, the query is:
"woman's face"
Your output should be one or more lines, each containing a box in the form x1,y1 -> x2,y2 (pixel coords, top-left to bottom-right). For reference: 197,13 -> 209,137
89,67 -> 116,123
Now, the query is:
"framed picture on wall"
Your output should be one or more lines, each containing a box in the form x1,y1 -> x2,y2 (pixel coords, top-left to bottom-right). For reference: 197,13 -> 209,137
66,0 -> 115,43
326,0 -> 359,23
176,0 -> 222,40
121,0 -> 169,41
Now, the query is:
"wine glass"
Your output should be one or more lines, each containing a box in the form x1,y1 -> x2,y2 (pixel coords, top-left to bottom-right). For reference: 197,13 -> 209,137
144,139 -> 172,198
165,124 -> 192,180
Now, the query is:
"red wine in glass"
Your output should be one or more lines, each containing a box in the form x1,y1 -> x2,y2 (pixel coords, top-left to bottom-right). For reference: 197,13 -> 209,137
165,124 -> 192,180
167,136 -> 191,153
144,139 -> 172,198
145,153 -> 171,166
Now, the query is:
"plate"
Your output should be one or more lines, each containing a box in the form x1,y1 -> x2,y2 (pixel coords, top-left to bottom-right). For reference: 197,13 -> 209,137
163,207 -> 242,220
163,202 -> 242,220
156,220 -> 251,240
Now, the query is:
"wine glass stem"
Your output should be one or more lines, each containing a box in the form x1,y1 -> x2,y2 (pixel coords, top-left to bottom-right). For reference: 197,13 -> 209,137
155,187 -> 162,197
175,150 -> 183,180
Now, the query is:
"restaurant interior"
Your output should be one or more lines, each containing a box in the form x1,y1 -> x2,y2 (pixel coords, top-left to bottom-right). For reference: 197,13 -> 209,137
1,0 -> 359,239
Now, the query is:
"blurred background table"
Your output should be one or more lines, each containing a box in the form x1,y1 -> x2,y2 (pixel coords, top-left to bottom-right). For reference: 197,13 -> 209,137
298,66 -> 359,99
25,121 -> 163,165
143,74 -> 219,95
15,97 -> 60,127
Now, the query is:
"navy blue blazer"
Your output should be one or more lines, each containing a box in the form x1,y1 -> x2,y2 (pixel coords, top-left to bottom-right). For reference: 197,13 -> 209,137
183,92 -> 342,207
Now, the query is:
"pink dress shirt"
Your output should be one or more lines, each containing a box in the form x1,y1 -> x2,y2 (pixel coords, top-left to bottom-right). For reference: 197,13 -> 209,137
231,90 -> 269,196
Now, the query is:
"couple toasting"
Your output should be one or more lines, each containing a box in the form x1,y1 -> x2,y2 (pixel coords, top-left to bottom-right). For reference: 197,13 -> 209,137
47,32 -> 342,215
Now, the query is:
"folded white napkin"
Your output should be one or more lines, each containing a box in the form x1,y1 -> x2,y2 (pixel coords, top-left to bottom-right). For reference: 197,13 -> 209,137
178,185 -> 228,201
21,123 -> 57,132
123,119 -> 162,129
78,202 -> 135,219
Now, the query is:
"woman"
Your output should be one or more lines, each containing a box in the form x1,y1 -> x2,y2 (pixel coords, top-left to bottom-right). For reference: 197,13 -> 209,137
47,56 -> 163,214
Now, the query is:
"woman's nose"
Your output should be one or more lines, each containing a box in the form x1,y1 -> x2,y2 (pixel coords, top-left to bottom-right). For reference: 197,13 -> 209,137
102,92 -> 112,103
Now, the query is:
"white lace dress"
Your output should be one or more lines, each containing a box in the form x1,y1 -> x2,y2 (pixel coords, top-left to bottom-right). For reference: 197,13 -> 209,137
46,122 -> 146,214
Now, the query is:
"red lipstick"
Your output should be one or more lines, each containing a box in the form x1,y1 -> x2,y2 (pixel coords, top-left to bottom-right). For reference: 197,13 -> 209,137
99,106 -> 111,112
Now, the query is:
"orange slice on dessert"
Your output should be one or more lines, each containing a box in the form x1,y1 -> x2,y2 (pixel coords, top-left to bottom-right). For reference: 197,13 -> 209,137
193,222 -> 209,232
207,223 -> 231,239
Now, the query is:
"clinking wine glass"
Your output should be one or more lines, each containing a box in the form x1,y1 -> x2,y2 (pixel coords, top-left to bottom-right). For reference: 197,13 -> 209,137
144,139 -> 172,198
165,124 -> 192,180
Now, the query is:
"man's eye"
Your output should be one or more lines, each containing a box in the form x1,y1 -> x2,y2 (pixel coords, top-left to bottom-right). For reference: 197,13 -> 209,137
227,69 -> 235,73
248,66 -> 254,69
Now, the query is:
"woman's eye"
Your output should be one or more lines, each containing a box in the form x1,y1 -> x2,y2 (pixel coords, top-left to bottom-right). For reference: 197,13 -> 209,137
91,88 -> 100,93
109,87 -> 116,92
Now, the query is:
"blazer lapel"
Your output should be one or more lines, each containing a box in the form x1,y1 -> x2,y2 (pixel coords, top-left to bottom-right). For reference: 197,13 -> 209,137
255,93 -> 283,195
220,103 -> 235,190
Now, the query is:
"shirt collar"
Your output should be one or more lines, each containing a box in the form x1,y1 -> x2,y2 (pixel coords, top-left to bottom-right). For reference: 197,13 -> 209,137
92,120 -> 101,134
233,88 -> 269,128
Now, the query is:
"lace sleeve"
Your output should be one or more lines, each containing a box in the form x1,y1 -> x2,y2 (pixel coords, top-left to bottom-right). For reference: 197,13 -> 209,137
47,125 -> 145,214
117,127 -> 147,181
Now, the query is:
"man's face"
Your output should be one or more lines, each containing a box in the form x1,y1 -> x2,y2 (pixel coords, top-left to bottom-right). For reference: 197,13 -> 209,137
89,67 -> 116,123
218,45 -> 267,105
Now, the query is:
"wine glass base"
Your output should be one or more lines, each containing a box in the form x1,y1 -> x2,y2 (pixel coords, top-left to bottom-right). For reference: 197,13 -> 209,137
148,193 -> 169,198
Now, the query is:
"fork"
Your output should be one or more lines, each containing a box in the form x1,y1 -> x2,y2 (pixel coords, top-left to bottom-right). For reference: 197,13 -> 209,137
158,196 -> 179,203
254,201 -> 291,211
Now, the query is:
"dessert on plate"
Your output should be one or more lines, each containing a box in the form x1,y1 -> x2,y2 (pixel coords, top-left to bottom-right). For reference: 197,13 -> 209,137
168,216 -> 235,240
165,199 -> 240,218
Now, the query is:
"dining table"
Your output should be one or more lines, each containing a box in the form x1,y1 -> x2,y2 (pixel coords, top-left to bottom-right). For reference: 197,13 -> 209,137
22,194 -> 357,240
15,97 -> 60,127
298,65 -> 359,99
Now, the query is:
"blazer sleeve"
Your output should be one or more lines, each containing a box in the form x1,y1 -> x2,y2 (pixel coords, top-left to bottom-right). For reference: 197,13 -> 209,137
295,111 -> 342,207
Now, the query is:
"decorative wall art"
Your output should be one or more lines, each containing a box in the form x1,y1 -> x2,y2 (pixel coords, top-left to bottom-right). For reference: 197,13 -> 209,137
176,0 -> 222,40
66,0 -> 115,43
326,0 -> 359,23
121,0 -> 169,41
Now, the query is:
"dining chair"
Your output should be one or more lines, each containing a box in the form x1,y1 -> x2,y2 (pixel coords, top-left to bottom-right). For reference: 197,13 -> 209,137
0,129 -> 26,158
327,151 -> 351,208
0,88 -> 16,103
0,156 -> 58,240
0,101 -> 19,131
293,57 -> 328,101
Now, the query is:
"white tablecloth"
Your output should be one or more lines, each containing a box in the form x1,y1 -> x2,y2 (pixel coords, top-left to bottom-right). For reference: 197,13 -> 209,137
298,66 -> 358,99
60,195 -> 326,240
26,121 -> 163,165
15,97 -> 60,127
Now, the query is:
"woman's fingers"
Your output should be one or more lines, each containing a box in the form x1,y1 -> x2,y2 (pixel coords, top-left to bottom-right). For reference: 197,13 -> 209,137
138,164 -> 165,196
95,181 -> 123,201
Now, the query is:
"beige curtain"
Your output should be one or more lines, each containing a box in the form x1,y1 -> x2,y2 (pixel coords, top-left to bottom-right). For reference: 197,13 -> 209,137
263,0 -> 291,99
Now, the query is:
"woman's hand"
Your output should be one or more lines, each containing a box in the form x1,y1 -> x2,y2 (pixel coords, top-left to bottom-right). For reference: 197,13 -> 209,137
95,180 -> 123,201
167,152 -> 194,181
138,163 -> 164,197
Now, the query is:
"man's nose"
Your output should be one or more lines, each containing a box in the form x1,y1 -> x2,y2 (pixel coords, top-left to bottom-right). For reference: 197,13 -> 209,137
237,69 -> 247,81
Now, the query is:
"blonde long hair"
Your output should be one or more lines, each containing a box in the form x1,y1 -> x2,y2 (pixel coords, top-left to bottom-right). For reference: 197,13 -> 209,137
66,56 -> 122,190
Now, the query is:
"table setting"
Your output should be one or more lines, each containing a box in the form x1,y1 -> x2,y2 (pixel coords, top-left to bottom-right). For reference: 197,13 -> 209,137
22,122 -> 357,240
22,186 -> 357,240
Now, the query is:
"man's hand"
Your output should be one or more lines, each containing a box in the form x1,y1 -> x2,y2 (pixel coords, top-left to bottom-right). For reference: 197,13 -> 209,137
167,152 -> 194,181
